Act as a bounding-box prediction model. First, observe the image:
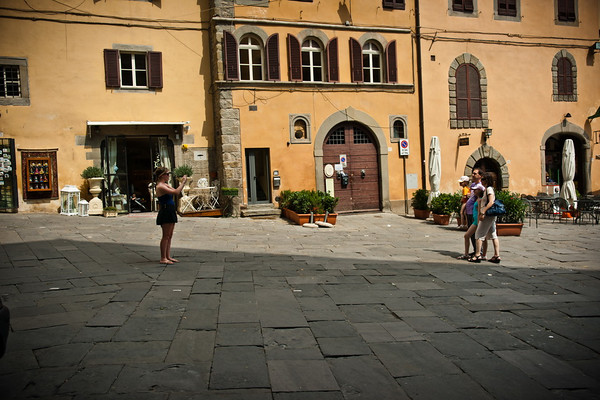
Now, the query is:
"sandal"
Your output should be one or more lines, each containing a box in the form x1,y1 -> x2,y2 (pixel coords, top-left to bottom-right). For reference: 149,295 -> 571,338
456,254 -> 469,260
468,255 -> 482,263
488,256 -> 501,263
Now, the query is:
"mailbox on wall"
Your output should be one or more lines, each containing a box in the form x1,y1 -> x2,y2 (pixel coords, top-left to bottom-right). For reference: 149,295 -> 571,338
273,170 -> 281,189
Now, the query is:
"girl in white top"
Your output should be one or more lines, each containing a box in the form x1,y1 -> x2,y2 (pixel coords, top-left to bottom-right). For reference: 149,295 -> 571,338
469,172 -> 501,263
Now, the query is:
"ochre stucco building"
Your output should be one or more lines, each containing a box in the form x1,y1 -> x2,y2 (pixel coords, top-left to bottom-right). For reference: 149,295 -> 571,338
1,0 -> 598,215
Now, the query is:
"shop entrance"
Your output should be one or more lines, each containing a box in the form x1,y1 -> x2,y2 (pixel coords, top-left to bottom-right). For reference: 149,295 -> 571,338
101,136 -> 174,212
544,134 -> 585,194
246,148 -> 271,204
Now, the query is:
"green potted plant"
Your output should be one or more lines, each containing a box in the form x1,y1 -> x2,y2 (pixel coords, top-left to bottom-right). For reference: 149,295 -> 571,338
81,166 -> 104,211
411,188 -> 430,219
103,206 -> 118,218
429,192 -> 456,225
279,189 -> 339,225
81,166 -> 103,179
494,190 -> 527,236
172,164 -> 193,195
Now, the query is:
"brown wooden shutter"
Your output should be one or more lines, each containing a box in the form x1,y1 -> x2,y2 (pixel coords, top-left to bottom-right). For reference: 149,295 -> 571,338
147,51 -> 163,89
467,65 -> 481,118
287,34 -> 302,81
349,38 -> 363,83
557,0 -> 576,21
104,49 -> 120,87
558,57 -> 573,95
266,34 -> 280,81
456,65 -> 468,119
223,31 -> 239,81
382,0 -> 394,8
386,40 -> 397,83
327,37 -> 339,82
464,0 -> 474,12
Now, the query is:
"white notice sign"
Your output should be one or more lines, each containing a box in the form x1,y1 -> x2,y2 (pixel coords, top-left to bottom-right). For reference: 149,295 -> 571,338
399,139 -> 409,156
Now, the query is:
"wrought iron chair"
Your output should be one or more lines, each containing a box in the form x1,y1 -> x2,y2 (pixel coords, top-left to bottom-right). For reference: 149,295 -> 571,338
522,198 -> 539,228
575,199 -> 599,225
551,197 -> 572,223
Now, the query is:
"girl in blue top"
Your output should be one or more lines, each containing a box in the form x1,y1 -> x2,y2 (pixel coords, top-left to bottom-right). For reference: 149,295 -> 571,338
457,183 -> 487,260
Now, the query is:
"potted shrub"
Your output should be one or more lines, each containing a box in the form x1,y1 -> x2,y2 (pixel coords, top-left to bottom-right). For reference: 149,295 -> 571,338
279,189 -> 339,225
173,164 -> 193,195
494,190 -> 527,236
429,193 -> 455,225
411,188 -> 430,219
103,206 -> 118,218
81,166 -> 104,215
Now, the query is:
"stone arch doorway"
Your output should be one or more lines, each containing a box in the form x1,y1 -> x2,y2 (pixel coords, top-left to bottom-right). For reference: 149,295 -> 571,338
314,107 -> 390,211
541,121 -> 590,195
464,145 -> 509,190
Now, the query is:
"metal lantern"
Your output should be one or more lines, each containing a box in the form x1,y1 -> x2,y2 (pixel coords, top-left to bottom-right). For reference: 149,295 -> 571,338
60,185 -> 80,216
78,199 -> 89,217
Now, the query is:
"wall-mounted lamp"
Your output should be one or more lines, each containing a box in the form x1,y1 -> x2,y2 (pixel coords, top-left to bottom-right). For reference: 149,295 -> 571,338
562,113 -> 572,126
483,128 -> 492,143
564,113 -> 572,119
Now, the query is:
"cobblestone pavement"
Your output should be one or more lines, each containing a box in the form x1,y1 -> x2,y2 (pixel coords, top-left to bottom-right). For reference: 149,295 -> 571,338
0,212 -> 599,399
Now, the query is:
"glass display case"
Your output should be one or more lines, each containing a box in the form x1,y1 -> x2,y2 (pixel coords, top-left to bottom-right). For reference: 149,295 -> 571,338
26,157 -> 52,191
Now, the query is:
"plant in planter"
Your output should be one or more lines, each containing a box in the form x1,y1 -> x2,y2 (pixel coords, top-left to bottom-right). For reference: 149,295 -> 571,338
279,189 -> 339,225
411,188 -> 430,219
494,190 -> 527,236
103,206 -> 118,218
172,164 -> 193,195
81,166 -> 104,215
429,192 -> 456,225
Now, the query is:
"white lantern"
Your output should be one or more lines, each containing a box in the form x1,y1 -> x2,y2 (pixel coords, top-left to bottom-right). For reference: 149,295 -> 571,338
60,185 -> 80,216
78,199 -> 89,217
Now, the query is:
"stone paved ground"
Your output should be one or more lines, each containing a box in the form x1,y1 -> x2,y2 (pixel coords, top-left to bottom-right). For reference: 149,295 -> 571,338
0,212 -> 599,399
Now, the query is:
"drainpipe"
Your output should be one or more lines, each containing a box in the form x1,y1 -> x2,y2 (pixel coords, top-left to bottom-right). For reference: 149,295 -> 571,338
414,0 -> 427,188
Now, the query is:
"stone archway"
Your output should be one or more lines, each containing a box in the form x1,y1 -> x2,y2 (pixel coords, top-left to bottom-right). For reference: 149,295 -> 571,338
464,144 -> 509,190
314,107 -> 390,210
541,121 -> 590,194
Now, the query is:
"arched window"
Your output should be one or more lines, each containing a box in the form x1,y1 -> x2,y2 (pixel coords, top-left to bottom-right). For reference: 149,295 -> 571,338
456,64 -> 481,120
289,114 -> 311,144
557,57 -> 573,95
301,39 -> 323,82
362,41 -> 382,83
239,35 -> 263,81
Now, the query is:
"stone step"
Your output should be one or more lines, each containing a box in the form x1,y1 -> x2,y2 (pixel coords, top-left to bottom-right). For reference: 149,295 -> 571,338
240,205 -> 282,218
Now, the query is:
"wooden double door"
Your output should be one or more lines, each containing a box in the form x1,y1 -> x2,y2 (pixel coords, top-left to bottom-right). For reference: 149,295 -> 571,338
323,123 -> 380,212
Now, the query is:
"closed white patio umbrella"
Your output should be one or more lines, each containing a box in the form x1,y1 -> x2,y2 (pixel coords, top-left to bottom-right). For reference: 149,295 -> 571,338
427,136 -> 441,206
559,139 -> 577,206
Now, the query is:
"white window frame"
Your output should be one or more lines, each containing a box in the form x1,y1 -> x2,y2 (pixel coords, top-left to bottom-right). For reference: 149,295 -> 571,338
119,52 -> 148,89
301,39 -> 324,82
239,35 -> 264,81
0,57 -> 30,106
362,41 -> 382,84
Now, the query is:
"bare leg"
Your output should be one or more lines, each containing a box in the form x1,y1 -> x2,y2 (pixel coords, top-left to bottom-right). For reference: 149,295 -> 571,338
462,224 -> 477,256
160,223 -> 175,264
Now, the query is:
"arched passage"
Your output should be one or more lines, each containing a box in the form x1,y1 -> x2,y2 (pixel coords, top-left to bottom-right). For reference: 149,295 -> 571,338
464,144 -> 509,190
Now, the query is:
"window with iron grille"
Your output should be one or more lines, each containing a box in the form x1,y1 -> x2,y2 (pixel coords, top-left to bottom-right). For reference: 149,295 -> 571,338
0,65 -> 20,98
353,128 -> 372,144
326,128 -> 345,145
0,57 -> 29,106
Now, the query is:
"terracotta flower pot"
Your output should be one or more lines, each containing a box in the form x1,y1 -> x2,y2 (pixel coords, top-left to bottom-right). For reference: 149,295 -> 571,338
496,223 -> 523,236
432,213 -> 450,225
413,209 -> 430,220
283,208 -> 337,225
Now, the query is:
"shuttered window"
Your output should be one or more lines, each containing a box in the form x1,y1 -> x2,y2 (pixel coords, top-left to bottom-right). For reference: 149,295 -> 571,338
386,40 -> 397,84
103,49 -> 162,89
287,34 -> 302,81
266,34 -> 280,81
456,64 -> 481,120
382,0 -> 405,10
239,35 -> 263,81
557,0 -> 576,22
497,0 -> 517,16
362,41 -> 382,84
453,0 -> 474,12
223,31 -> 239,81
557,57 -> 573,95
327,38 -> 339,83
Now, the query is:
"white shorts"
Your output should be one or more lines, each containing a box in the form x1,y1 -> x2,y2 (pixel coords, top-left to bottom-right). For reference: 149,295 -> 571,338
474,216 -> 497,240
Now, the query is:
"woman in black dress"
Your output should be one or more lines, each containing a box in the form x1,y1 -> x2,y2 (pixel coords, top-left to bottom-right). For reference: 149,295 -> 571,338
154,167 -> 187,265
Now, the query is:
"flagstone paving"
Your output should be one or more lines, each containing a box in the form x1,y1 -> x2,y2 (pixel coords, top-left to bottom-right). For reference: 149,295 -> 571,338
0,212 -> 599,399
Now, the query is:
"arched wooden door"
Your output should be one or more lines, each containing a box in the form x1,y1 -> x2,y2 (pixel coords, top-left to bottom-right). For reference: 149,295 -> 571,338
323,123 -> 380,212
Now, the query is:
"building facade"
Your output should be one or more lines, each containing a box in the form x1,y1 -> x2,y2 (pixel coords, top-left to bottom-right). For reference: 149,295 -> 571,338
1,0 -> 599,215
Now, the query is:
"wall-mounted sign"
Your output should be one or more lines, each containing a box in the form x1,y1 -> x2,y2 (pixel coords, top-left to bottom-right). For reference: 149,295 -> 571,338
459,137 -> 470,146
339,154 -> 347,167
399,139 -> 409,156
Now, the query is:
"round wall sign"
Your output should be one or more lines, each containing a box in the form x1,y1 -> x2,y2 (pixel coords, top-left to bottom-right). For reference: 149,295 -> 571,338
324,164 -> 334,178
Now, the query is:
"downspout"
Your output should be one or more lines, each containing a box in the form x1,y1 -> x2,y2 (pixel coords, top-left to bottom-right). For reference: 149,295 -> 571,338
414,0 -> 427,188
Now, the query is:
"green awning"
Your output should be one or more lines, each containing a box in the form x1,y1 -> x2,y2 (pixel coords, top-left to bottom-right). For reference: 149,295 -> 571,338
588,106 -> 600,121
